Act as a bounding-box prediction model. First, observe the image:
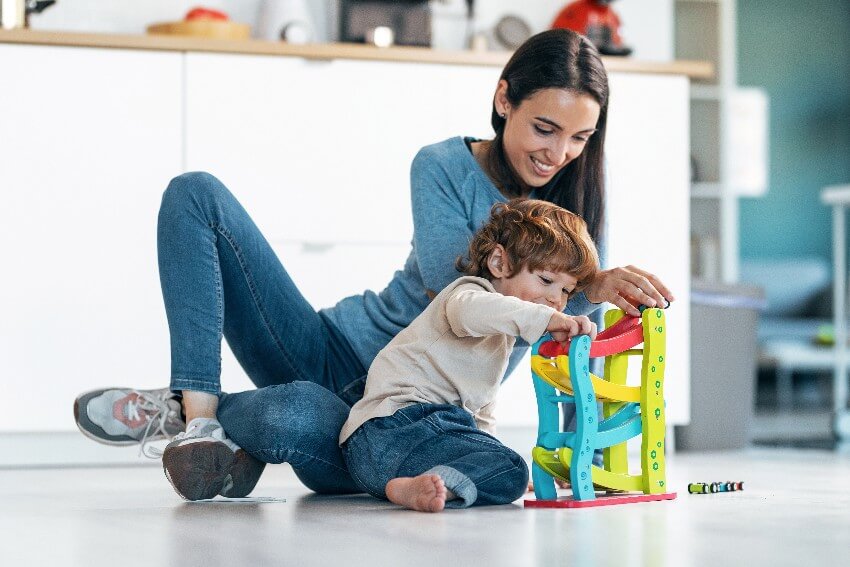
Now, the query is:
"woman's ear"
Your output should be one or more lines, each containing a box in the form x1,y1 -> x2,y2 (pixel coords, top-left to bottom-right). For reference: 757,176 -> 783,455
494,79 -> 510,118
487,244 -> 511,279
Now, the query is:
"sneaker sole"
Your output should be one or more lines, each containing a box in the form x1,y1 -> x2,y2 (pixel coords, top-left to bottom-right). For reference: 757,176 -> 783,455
220,450 -> 266,498
162,441 -> 236,501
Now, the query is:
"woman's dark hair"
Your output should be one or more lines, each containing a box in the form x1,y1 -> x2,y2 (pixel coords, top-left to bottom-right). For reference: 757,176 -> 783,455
487,28 -> 609,243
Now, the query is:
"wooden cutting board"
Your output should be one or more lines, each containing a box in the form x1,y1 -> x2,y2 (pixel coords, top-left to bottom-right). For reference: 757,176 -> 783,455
146,20 -> 251,40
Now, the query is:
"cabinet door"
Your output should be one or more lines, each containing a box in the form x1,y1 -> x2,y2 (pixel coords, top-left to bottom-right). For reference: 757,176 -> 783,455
605,72 -> 691,426
0,45 -> 183,431
185,53 -> 500,244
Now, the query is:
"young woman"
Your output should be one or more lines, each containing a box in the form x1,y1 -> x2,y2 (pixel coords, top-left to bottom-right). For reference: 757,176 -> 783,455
73,28 -> 674,501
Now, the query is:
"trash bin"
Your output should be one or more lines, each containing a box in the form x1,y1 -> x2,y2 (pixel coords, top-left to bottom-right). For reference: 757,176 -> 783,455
675,281 -> 766,450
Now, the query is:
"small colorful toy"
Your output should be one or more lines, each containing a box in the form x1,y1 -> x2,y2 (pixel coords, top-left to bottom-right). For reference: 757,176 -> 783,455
688,481 -> 744,494
525,307 -> 677,508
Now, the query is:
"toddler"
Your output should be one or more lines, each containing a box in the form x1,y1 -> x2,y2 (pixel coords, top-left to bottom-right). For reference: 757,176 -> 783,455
340,198 -> 599,512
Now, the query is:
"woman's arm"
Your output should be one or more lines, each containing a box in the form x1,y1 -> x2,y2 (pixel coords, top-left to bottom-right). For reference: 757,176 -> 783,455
410,147 -> 476,297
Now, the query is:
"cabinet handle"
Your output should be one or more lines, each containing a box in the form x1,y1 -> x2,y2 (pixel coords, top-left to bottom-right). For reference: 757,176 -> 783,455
301,242 -> 335,254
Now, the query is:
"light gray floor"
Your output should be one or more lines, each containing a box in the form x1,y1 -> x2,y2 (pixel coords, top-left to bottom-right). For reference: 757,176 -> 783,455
2,448 -> 850,567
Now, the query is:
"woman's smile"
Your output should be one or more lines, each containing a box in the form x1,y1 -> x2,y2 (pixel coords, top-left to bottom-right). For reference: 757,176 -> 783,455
530,155 -> 558,178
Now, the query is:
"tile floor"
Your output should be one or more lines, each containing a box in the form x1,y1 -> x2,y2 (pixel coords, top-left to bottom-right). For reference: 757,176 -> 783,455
2,448 -> 849,567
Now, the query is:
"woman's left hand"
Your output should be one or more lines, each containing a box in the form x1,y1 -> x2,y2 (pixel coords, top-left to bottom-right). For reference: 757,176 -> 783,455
584,265 -> 675,317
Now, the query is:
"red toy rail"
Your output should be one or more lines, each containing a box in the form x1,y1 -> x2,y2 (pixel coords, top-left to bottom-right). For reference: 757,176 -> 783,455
538,314 -> 644,358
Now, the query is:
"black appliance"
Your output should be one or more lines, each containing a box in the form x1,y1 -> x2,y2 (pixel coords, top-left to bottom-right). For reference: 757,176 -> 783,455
339,0 -> 431,47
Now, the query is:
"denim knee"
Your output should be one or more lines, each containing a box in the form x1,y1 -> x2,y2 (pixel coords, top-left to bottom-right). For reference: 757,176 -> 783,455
161,171 -> 230,215
489,451 -> 529,505
248,382 -> 347,458
506,452 -> 531,501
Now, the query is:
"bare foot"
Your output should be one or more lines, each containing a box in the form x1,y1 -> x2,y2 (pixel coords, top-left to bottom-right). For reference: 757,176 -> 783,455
386,474 -> 447,513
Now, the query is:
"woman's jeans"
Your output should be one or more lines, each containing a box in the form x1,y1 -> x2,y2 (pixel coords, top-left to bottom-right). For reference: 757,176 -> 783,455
343,404 -> 529,508
157,172 -> 368,494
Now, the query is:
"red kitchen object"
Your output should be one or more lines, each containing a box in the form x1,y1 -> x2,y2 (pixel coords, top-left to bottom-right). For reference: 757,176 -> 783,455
551,0 -> 631,56
185,7 -> 230,22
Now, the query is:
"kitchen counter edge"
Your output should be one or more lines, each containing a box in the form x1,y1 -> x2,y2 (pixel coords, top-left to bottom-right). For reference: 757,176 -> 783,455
0,29 -> 714,79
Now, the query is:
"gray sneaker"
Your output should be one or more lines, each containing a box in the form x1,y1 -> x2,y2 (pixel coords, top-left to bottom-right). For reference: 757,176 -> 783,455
162,418 -> 266,501
74,387 -> 185,453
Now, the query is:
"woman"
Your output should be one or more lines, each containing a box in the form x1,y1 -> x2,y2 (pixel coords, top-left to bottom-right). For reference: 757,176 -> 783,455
73,29 -> 673,501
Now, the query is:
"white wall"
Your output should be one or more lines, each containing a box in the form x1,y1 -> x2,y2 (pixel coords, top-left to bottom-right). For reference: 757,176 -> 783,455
32,0 -> 673,61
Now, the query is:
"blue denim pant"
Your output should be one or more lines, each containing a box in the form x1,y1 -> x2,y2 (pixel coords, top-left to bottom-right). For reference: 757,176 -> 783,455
157,172 -> 369,493
342,404 -> 529,508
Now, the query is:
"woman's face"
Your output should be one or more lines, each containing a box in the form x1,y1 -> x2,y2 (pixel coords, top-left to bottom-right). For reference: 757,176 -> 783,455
495,82 -> 601,190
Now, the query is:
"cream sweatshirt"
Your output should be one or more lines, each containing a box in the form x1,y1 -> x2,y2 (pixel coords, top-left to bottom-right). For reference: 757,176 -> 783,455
339,276 -> 556,444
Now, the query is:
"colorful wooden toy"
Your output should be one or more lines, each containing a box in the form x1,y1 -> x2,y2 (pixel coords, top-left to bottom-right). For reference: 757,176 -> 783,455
525,307 -> 677,508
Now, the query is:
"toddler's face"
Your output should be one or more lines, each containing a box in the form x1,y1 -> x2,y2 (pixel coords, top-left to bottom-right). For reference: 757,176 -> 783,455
494,267 -> 577,312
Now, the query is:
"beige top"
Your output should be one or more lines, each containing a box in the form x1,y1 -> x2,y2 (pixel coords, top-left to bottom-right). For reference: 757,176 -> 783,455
339,276 -> 556,444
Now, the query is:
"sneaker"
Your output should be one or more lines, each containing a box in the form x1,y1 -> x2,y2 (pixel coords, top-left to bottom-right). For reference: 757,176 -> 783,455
162,417 -> 265,501
74,387 -> 185,455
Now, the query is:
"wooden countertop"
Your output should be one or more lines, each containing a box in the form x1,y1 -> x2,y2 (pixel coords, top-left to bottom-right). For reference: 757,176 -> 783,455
0,29 -> 714,79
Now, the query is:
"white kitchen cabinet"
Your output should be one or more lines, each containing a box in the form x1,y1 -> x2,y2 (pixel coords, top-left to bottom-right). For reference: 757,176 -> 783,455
184,53 -> 500,244
604,72 -> 691,427
0,44 -> 183,431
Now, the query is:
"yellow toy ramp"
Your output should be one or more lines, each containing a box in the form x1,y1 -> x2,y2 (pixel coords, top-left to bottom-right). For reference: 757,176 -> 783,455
532,447 -> 644,493
530,356 -> 642,403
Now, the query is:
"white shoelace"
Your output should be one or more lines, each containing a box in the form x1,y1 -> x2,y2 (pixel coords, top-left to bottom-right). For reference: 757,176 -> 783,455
128,391 -> 181,459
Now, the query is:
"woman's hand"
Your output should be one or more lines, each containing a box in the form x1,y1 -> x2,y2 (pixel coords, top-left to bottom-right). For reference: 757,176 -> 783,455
546,313 -> 597,345
584,265 -> 675,317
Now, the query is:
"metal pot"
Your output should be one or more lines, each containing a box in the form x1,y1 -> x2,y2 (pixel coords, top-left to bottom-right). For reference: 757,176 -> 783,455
1,0 -> 56,30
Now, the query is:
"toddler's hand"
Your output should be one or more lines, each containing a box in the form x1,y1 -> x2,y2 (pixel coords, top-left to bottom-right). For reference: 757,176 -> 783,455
546,313 -> 597,345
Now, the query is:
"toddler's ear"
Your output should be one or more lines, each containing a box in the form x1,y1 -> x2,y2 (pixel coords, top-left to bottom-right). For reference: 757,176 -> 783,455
486,245 -> 511,279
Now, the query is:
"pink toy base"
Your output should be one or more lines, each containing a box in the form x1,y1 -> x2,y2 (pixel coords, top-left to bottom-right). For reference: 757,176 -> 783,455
524,492 -> 677,508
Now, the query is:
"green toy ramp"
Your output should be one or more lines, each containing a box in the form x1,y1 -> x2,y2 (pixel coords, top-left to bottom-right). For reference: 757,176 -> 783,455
532,446 -> 644,493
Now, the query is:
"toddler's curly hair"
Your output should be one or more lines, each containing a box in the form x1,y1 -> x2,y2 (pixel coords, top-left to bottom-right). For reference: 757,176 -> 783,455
456,199 -> 599,291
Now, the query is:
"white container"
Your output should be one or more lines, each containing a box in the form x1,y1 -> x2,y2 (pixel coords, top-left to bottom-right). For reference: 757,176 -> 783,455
257,0 -> 314,43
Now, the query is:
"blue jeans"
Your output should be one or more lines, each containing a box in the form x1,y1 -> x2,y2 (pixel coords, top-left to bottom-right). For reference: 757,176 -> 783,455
342,404 -> 529,508
157,172 -> 369,494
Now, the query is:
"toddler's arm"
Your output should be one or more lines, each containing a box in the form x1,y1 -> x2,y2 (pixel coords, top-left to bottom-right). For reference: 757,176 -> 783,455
445,287 -> 555,344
